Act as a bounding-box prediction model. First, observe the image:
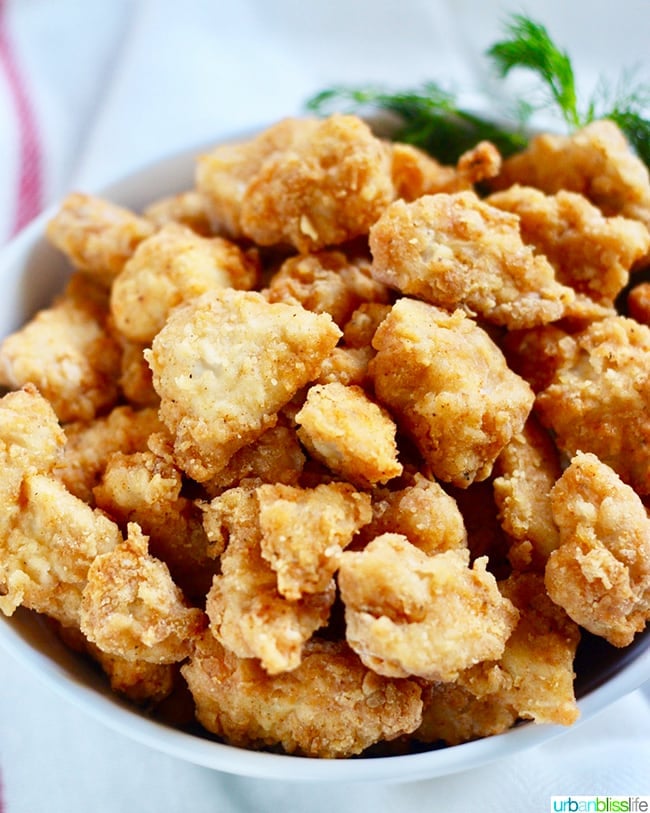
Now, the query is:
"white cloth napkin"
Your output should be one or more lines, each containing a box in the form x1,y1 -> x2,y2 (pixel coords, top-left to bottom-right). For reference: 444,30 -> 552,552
1,0 -> 649,810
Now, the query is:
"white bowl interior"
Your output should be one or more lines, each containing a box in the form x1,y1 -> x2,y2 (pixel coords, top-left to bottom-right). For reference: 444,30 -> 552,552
0,143 -> 648,783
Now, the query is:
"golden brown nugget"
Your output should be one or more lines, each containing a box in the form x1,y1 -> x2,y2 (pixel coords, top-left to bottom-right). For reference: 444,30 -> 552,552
370,299 -> 534,487
203,487 -> 335,674
0,277 -> 122,422
487,185 -> 650,306
545,452 -> 650,647
493,417 -> 562,570
93,450 -> 217,600
265,250 -> 389,328
535,315 -> 650,495
181,633 -> 422,758
46,193 -> 154,286
111,223 -> 259,343
356,472 -> 467,555
116,339 -> 160,407
369,191 -> 574,329
342,302 -> 393,349
500,324 -> 573,394
627,281 -> 650,325
257,482 -> 372,600
53,405 -> 162,503
493,120 -> 650,233
143,190 -> 215,235
80,523 -> 206,664
314,345 -> 375,388
144,288 -> 341,482
338,534 -> 519,681
295,382 -> 403,488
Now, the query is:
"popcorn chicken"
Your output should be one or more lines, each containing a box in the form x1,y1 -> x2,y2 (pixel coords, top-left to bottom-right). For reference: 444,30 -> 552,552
80,523 -> 206,664
535,315 -> 650,495
117,339 -> 160,407
342,302 -> 392,349
257,482 -> 372,599
488,185 -> 650,306
46,193 -> 154,286
369,191 -> 574,329
314,345 -> 375,388
370,299 -> 534,487
295,382 -> 403,488
198,115 -> 395,252
111,223 -> 259,343
144,288 -> 341,482
338,534 -> 519,681
0,275 -> 122,422
203,487 -> 336,674
627,281 -> 650,325
182,632 -> 422,758
493,417 -> 562,570
545,452 -> 650,647
143,190 -> 214,236
264,250 -> 389,328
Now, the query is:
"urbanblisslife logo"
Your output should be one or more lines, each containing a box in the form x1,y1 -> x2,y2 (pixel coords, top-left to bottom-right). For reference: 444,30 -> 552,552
551,798 -> 650,812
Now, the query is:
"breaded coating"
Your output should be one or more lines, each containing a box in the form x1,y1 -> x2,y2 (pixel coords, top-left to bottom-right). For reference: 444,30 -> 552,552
370,299 -> 534,487
203,487 -> 335,674
369,192 -> 574,329
295,382 -> 403,488
493,120 -> 650,233
493,417 -> 562,570
627,281 -> 650,325
535,315 -> 650,495
117,339 -> 159,407
257,482 -> 372,599
53,405 -> 162,503
342,302 -> 392,349
265,250 -> 389,328
314,345 -> 375,388
80,523 -> 206,663
143,190 -> 214,236
545,452 -> 650,647
93,450 -> 216,600
390,140 -> 501,202
144,288 -> 341,482
338,535 -> 519,681
500,324 -> 573,393
111,223 -> 259,343
46,193 -> 154,286
487,185 -> 650,306
0,276 -> 122,422
181,632 -> 422,758
198,115 -> 395,252
356,472 -> 467,555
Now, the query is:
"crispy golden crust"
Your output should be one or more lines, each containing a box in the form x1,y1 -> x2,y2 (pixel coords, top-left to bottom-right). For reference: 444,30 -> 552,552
144,288 -> 341,482
339,535 -> 519,681
181,632 -> 422,758
545,452 -> 650,647
626,281 -> 650,325
370,299 -> 534,487
369,192 -> 574,329
143,190 -> 215,236
535,315 -> 650,495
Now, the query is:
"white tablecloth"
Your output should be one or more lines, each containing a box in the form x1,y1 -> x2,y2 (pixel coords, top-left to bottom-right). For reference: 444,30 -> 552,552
1,1 -> 649,810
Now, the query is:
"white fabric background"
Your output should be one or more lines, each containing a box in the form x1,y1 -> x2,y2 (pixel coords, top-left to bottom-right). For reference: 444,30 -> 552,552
0,1 -> 649,810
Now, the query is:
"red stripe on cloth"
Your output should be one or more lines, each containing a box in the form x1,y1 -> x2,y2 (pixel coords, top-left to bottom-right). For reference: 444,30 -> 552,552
0,0 -> 43,235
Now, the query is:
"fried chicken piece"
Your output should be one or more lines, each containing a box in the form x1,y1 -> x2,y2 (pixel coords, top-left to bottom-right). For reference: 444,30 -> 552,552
144,288 -> 341,482
493,120 -> 650,235
53,405 -> 162,503
493,417 -> 562,570
627,281 -> 650,325
314,345 -> 375,388
369,191 -> 574,329
256,482 -> 372,600
535,315 -> 650,495
116,338 -> 159,407
342,302 -> 392,349
0,274 -> 122,422
356,472 -> 467,555
487,185 -> 650,306
370,299 -> 534,487
338,534 -> 519,681
203,487 -> 335,674
181,632 -> 422,758
46,193 -> 154,286
197,115 -> 395,252
264,250 -> 389,328
93,450 -> 216,600
295,382 -> 403,488
545,452 -> 650,647
143,190 -> 215,236
111,223 -> 259,343
80,523 -> 206,663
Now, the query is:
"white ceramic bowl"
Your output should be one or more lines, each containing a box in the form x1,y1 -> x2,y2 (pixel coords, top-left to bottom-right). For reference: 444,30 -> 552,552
0,144 -> 649,783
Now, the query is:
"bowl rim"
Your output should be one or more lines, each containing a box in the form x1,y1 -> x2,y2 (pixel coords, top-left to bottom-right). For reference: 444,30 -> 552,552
0,137 -> 649,783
